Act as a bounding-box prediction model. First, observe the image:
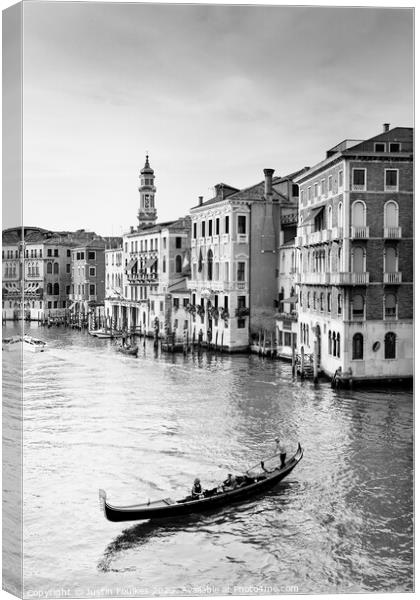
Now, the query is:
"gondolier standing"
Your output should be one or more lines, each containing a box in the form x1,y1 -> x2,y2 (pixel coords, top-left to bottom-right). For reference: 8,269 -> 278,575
275,437 -> 287,468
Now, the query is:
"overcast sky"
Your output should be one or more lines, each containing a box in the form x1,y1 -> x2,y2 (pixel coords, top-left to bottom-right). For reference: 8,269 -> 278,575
4,1 -> 414,236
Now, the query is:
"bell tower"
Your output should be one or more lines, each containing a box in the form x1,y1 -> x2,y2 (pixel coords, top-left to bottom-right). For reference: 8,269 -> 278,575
138,154 -> 157,229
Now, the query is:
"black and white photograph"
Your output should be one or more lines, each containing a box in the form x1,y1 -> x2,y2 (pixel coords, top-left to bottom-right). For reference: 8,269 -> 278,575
2,0 -> 414,598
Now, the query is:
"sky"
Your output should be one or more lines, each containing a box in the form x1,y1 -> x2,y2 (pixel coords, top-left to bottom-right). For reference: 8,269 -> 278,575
2,1 -> 414,236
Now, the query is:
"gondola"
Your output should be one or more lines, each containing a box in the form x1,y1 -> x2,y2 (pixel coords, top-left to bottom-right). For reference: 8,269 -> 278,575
99,443 -> 303,522
116,344 -> 139,357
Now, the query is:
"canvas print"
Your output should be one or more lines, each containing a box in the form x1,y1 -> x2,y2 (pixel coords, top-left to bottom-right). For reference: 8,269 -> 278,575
2,1 -> 413,598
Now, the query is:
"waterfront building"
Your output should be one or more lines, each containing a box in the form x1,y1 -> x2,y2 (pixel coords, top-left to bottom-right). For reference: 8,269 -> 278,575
70,237 -> 121,319
2,227 -> 101,321
188,168 -> 306,352
276,239 -> 298,359
294,124 -> 413,383
104,156 -> 191,335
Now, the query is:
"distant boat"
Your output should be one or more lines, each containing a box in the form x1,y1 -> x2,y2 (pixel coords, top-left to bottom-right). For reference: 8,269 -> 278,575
99,443 -> 303,523
89,329 -> 122,339
116,344 -> 139,357
3,335 -> 47,353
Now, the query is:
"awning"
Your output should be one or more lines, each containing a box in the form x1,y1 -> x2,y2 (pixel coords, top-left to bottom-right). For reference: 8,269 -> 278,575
126,257 -> 137,271
145,257 -> 157,269
301,205 -> 325,225
283,295 -> 298,303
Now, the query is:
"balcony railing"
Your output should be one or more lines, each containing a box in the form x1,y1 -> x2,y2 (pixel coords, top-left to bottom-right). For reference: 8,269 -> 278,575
330,272 -> 370,285
384,227 -> 402,239
383,272 -> 402,284
308,231 -> 322,245
352,184 -> 366,192
385,185 -> 398,193
330,226 -> 343,240
237,234 -> 248,244
351,226 -> 370,239
299,272 -> 331,285
89,295 -> 97,301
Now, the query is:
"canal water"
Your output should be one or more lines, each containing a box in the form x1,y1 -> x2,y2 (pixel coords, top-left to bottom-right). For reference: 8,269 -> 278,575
2,323 -> 413,596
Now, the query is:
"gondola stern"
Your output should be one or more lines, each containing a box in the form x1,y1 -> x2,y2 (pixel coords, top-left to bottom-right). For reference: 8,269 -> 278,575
99,489 -> 107,514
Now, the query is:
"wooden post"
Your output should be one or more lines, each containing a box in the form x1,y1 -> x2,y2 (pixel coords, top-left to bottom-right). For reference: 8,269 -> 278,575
263,329 -> 266,356
221,331 -> 224,353
313,340 -> 318,384
291,340 -> 296,376
300,347 -> 305,379
215,330 -> 218,351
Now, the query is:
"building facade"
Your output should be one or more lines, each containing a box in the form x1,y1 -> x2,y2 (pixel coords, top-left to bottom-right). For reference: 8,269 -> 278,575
188,168 -> 305,352
294,124 -> 413,383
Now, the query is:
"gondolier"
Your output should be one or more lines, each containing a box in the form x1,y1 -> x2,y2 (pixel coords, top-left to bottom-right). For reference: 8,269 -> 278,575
275,437 -> 287,468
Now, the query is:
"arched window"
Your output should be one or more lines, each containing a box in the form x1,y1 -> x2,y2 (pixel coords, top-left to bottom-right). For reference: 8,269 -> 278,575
352,201 -> 366,226
352,247 -> 364,273
385,332 -> 396,359
162,256 -> 166,273
307,292 -> 310,308
300,323 -> 303,343
352,333 -> 364,359
338,202 -> 343,228
47,262 -> 52,274
327,205 -> 333,229
337,294 -> 342,315
384,246 -> 397,273
328,330 -> 332,354
175,254 -> 182,274
338,247 -> 342,271
53,263 -> 59,274
384,293 -> 397,318
384,201 -> 399,228
337,333 -> 341,358
327,293 -> 331,312
47,283 -> 52,295
320,293 -> 324,311
352,294 -> 364,319
53,283 -> 59,295
207,250 -> 213,280
313,292 -> 317,309
333,332 -> 337,357
279,287 -> 284,312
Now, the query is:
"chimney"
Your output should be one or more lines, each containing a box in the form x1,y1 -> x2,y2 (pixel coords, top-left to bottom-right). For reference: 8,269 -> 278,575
383,123 -> 390,133
198,196 -> 203,206
264,168 -> 275,197
130,226 -> 134,233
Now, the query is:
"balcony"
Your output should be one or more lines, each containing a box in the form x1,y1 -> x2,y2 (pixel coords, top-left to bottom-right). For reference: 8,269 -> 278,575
89,295 -> 97,302
351,226 -> 370,239
384,227 -> 402,239
352,184 -> 366,192
308,231 -> 322,245
299,272 -> 331,285
321,230 -> 331,243
237,234 -> 248,244
385,185 -> 398,193
383,272 -> 402,284
330,272 -> 370,285
277,311 -> 298,323
221,234 -> 229,244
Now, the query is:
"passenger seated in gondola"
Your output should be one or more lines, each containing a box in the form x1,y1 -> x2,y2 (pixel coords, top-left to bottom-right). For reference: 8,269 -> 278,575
223,473 -> 237,490
191,477 -> 203,499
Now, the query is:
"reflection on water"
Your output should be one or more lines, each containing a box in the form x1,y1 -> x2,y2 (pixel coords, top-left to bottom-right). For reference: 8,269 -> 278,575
2,323 -> 413,595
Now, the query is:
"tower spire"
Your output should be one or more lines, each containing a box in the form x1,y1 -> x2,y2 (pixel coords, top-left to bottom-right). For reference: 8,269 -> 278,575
137,154 -> 157,229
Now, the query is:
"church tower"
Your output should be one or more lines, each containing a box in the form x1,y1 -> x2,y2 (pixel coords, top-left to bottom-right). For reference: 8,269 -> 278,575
137,155 -> 157,229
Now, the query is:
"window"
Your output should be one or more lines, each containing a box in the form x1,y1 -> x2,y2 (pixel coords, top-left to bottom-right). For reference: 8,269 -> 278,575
162,256 -> 166,273
89,284 -> 95,295
175,237 -> 182,249
237,318 -> 246,329
384,201 -> 399,228
67,249 -> 71,257
53,263 -> 59,274
307,292 -> 310,309
384,246 -> 397,273
353,247 -> 365,273
292,184 -> 299,197
352,294 -> 364,319
352,201 -> 366,227
328,175 -> 332,193
47,262 -> 53,274
300,189 -> 305,204
337,202 -> 343,228
375,142 -> 386,152
352,168 -> 366,190
327,293 -> 331,312
47,283 -> 52,295
66,263 -> 70,273
321,179 -> 326,196
208,221 -> 213,237
314,183 -> 319,198
201,222 -> 205,237
53,283 -> 59,295
193,223 -> 197,239
47,249 -> 52,257
225,216 -> 230,234
337,333 -> 341,358
173,298 -> 179,309
80,252 -> 85,260
352,333 -> 364,360
207,250 -> 213,280
216,218 -> 220,235
389,143 -> 400,153
327,206 -> 333,229
238,215 -> 246,234
384,293 -> 397,318
175,255 -> 182,273
320,293 -> 324,311
338,294 -> 342,315
224,296 -> 229,311
89,267 -> 96,276
385,169 -> 398,191
237,261 -> 245,281
384,332 -> 396,359
338,170 -> 343,188
328,331 -> 332,354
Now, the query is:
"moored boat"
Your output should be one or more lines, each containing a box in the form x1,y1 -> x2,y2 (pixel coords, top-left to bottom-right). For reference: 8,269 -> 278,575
99,443 -> 303,522
2,335 -> 22,351
23,335 -> 47,352
116,344 -> 139,357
